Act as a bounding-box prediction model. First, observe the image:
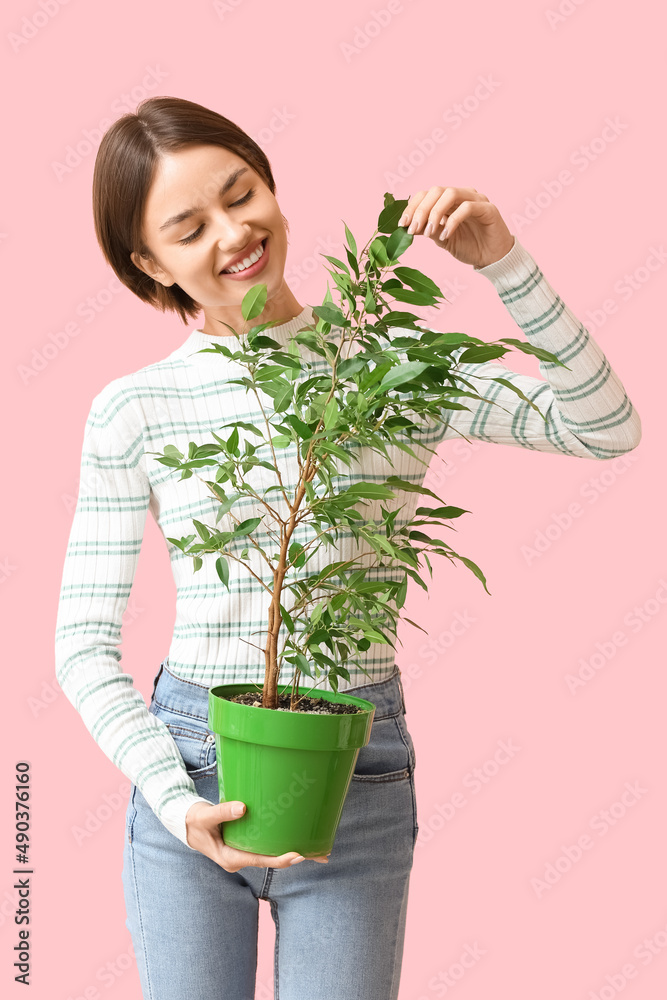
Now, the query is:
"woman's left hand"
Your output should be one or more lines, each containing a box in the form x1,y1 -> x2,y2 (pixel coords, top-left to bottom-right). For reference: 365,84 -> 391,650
397,186 -> 515,269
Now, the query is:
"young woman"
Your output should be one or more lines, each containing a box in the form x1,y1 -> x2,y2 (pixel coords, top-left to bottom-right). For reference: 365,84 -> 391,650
54,96 -> 641,1000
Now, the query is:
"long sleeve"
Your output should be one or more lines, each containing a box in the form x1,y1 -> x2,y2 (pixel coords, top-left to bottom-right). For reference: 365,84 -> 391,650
54,382 -> 210,849
430,236 -> 641,457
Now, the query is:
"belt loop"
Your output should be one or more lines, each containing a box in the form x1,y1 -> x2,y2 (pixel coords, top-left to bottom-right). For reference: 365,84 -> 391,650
151,660 -> 165,701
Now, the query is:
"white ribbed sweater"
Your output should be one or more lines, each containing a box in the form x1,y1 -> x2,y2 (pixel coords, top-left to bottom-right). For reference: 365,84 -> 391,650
54,237 -> 641,848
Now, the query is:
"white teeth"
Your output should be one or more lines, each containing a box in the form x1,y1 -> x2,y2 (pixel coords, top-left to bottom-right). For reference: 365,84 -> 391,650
222,240 -> 265,274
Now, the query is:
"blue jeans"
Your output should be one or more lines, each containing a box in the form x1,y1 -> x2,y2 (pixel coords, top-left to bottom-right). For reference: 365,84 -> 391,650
122,658 -> 419,1000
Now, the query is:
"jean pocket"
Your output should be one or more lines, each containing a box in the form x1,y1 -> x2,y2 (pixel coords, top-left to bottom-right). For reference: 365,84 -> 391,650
150,705 -> 217,780
351,712 -> 415,783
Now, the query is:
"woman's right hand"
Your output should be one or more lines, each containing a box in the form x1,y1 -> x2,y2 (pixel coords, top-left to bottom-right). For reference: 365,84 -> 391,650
185,801 -> 330,872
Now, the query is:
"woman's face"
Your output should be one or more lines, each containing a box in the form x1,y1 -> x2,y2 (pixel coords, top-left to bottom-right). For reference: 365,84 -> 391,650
131,143 -> 302,335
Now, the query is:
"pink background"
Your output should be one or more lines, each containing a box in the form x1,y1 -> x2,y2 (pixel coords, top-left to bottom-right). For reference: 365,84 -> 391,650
2,0 -> 664,997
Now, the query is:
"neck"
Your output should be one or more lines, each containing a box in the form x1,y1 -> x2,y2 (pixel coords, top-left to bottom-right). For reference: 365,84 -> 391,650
200,285 -> 305,339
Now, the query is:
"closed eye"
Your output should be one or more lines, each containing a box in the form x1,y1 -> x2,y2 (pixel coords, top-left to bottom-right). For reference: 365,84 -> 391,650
177,188 -> 256,245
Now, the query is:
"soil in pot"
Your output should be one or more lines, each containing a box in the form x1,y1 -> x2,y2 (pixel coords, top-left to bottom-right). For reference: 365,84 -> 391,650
228,691 -> 364,715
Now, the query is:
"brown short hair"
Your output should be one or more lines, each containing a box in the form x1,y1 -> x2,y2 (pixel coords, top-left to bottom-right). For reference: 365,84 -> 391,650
92,96 -> 277,324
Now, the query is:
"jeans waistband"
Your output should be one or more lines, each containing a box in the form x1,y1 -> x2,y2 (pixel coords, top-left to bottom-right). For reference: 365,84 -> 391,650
151,657 -> 407,722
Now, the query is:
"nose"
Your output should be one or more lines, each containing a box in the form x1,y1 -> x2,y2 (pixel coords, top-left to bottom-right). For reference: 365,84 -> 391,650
216,215 -> 252,253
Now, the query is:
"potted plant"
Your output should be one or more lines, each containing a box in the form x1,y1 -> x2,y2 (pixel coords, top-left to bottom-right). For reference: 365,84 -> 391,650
148,193 -> 564,857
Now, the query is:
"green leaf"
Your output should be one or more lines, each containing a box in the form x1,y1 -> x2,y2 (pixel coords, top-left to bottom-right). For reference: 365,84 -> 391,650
323,397 -> 339,429
226,426 -> 239,454
393,266 -> 444,298
280,604 -> 295,634
385,227 -> 413,260
368,237 -> 390,267
337,356 -> 366,380
345,482 -> 396,500
395,577 -> 408,609
391,287 -> 437,306
193,519 -> 211,541
345,247 -> 360,277
220,421 -> 263,437
285,413 -> 313,439
488,376 -> 551,419
289,543 -> 306,568
498,338 -> 568,367
329,593 -> 346,612
415,505 -> 468,519
343,221 -> 357,257
378,310 -> 421,329
274,382 -> 294,412
321,254 -> 351,275
377,361 -> 429,393
312,303 -> 350,327
233,517 -> 262,536
378,196 -> 408,234
215,556 -> 230,589
456,345 -> 507,363
241,283 -> 267,321
457,555 -> 491,596
384,476 -> 447,505
404,617 -> 428,634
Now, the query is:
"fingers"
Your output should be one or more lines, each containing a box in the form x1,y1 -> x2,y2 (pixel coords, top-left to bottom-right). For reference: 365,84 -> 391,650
221,846 -> 331,873
189,801 -> 331,872
397,186 -> 489,237
435,198 -> 496,241
222,847 -> 306,871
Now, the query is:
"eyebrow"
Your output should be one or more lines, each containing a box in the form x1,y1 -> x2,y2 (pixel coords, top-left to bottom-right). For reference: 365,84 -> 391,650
158,167 -> 249,232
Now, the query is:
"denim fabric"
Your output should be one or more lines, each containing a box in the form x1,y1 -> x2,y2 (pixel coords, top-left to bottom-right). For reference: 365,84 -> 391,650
122,657 -> 419,1000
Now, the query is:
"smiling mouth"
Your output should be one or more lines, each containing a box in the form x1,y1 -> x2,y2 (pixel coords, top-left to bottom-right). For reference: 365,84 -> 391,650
220,238 -> 267,275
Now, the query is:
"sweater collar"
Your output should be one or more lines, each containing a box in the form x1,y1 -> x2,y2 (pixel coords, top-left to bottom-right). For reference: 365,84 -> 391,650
175,304 -> 316,363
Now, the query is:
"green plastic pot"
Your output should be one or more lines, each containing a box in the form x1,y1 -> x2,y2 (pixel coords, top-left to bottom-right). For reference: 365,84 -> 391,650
208,682 -> 376,857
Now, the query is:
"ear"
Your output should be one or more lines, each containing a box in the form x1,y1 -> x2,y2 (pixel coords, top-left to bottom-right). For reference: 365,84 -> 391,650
131,249 -> 175,287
